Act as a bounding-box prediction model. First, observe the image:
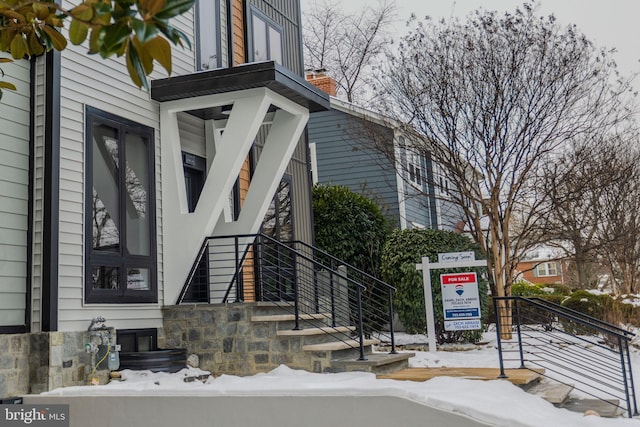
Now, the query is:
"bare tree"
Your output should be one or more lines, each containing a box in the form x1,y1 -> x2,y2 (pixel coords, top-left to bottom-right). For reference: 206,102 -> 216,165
596,138 -> 640,294
541,134 -> 640,289
375,4 -> 635,336
302,0 -> 396,103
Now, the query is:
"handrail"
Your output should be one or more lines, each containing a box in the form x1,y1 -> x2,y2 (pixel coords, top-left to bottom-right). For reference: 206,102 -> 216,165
494,296 -> 638,418
528,297 -> 634,336
286,239 -> 397,292
178,233 -> 398,356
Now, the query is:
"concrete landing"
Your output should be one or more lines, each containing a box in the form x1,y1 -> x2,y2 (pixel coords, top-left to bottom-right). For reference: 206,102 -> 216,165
378,367 -> 544,386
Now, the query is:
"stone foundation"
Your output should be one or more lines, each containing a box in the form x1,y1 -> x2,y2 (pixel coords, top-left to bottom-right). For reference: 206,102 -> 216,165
0,331 -> 98,398
161,303 -> 313,376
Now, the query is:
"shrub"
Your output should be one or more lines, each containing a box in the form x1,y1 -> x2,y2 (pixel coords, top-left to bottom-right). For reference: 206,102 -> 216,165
312,184 -> 389,276
380,228 -> 488,344
540,283 -> 572,296
511,281 -> 543,297
312,184 -> 390,334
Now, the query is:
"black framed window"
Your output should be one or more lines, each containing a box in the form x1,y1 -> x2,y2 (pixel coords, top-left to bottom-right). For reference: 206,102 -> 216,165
117,328 -> 157,352
196,0 -> 221,70
248,6 -> 283,64
85,106 -> 157,303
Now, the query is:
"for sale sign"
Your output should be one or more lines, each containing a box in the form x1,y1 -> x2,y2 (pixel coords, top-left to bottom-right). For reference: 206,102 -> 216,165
441,272 -> 481,331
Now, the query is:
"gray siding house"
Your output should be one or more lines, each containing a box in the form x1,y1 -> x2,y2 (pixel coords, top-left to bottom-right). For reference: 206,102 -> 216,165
307,97 -> 464,231
0,0 -> 331,397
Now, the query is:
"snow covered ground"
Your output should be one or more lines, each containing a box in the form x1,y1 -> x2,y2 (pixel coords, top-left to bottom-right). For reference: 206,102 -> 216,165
42,331 -> 640,426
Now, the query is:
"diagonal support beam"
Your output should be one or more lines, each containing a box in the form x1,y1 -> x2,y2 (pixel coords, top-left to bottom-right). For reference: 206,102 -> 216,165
161,89 -> 273,304
160,88 -> 310,304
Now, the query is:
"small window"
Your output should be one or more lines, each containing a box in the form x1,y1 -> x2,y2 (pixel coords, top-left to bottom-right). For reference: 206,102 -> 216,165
406,150 -> 423,188
534,262 -> 559,277
117,329 -> 157,352
249,7 -> 283,64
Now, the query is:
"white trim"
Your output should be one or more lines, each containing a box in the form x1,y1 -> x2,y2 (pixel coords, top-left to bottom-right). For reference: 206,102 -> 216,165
309,142 -> 318,184
160,87 -> 310,304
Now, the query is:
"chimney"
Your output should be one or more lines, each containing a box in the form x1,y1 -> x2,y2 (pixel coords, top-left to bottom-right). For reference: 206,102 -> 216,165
305,68 -> 337,97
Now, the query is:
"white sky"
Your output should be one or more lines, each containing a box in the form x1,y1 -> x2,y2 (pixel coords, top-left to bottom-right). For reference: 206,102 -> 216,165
45,331 -> 640,426
309,0 -> 640,80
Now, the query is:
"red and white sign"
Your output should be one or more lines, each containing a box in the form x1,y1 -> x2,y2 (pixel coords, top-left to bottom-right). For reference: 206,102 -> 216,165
441,272 -> 481,331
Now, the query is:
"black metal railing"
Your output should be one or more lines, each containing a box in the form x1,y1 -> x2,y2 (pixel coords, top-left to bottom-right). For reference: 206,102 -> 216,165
177,233 -> 397,358
494,296 -> 638,418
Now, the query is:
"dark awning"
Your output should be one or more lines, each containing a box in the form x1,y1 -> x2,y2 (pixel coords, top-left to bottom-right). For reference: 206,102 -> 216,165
151,61 -> 330,113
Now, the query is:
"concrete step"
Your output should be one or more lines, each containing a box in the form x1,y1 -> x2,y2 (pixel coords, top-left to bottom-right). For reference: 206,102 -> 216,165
333,352 -> 415,375
276,326 -> 356,337
303,338 -> 380,352
558,398 -> 623,418
525,380 -> 574,404
251,313 -> 332,323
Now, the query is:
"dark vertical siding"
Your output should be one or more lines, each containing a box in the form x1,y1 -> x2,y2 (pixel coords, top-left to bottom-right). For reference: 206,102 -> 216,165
249,0 -> 303,74
308,110 -> 401,227
249,0 -> 312,244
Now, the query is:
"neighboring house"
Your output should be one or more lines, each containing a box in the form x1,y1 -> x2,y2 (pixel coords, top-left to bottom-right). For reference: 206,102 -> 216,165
0,0 -> 330,397
515,246 -> 570,286
305,76 -> 464,231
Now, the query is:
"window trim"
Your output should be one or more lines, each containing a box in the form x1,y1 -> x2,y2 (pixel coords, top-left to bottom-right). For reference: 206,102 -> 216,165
84,106 -> 157,304
247,5 -> 284,64
534,261 -> 559,278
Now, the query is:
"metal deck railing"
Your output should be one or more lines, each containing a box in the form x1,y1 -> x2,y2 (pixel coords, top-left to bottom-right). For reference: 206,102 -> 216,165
494,296 -> 638,418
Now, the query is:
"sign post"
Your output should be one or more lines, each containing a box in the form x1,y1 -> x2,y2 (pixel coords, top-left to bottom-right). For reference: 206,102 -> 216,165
416,252 -> 487,353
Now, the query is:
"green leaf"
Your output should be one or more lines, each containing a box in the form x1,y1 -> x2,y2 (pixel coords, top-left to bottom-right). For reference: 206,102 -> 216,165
42,25 -> 67,51
69,3 -> 94,21
131,19 -> 158,44
100,23 -> 131,56
154,0 -> 195,20
0,81 -> 17,91
69,19 -> 89,45
28,32 -> 45,56
132,36 -> 153,74
139,0 -> 167,16
10,34 -> 28,59
144,35 -> 171,74
88,27 -> 102,54
125,42 -> 149,90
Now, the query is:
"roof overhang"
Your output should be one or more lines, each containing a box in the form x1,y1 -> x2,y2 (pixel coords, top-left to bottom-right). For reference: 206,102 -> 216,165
151,61 -> 330,113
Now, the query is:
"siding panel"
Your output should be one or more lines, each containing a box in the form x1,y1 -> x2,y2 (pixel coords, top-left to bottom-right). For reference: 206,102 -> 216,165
0,55 -> 30,327
54,3 -> 198,331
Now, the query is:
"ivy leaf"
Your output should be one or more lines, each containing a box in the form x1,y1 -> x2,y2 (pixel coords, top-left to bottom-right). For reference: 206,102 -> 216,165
154,0 -> 195,20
